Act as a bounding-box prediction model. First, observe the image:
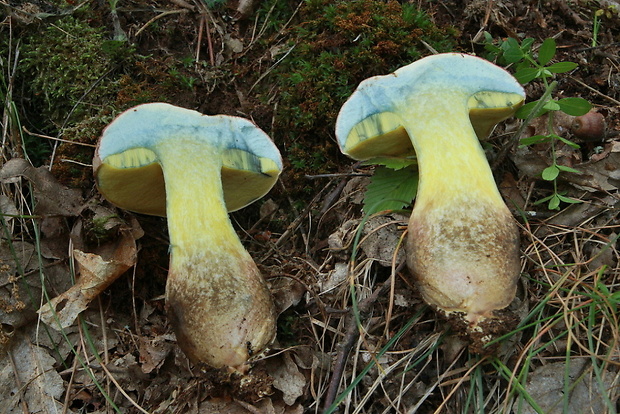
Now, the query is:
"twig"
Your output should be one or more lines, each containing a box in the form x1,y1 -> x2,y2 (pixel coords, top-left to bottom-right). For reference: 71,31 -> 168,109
305,172 -> 370,180
22,127 -> 96,147
170,0 -> 195,10
569,75 -> 620,106
134,9 -> 189,38
7,347 -> 30,414
203,14 -> 215,66
322,279 -> 392,412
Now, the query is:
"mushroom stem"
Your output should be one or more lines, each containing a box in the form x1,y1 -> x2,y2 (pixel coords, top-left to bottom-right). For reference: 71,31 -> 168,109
402,94 -> 520,323
155,138 -> 276,369
404,93 -> 505,206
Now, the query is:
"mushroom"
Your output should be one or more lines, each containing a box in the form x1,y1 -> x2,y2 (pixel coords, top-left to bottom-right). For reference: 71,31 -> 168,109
93,103 -> 281,370
336,53 -> 524,337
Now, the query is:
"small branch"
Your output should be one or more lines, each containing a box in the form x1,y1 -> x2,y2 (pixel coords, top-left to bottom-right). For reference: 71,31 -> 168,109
322,279 -> 392,412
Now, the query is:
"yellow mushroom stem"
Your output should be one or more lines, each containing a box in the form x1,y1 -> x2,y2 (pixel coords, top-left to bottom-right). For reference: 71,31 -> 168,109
403,92 -> 520,325
155,137 -> 276,369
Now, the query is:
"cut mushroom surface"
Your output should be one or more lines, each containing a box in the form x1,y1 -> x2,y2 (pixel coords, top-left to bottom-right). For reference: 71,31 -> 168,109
94,103 -> 281,369
336,53 -> 525,337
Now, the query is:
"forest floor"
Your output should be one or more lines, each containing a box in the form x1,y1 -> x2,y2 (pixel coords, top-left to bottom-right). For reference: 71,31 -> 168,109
0,0 -> 619,413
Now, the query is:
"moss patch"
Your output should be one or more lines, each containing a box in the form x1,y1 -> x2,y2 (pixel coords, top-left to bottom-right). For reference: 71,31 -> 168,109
267,0 -> 458,193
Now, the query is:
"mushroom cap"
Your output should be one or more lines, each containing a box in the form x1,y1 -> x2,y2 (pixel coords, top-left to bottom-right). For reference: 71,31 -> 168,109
335,53 -> 525,160
94,103 -> 283,216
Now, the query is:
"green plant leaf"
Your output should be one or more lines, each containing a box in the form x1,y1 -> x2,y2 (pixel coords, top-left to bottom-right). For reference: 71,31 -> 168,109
533,193 -> 555,205
538,38 -> 556,66
556,135 -> 581,149
521,37 -> 535,52
516,100 -> 548,119
556,164 -> 581,174
502,38 -> 524,63
543,100 -> 561,111
548,194 -> 561,210
514,67 -> 539,84
519,134 -> 551,146
362,156 -> 417,170
363,165 -> 418,215
557,97 -> 592,116
546,61 -> 578,74
556,194 -> 582,204
542,165 -> 560,181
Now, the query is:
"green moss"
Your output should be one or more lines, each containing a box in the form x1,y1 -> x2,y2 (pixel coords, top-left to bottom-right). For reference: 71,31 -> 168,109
269,0 -> 458,182
19,16 -> 130,127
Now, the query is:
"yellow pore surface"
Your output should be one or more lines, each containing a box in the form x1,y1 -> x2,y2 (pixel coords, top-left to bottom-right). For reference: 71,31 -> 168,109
97,143 -> 280,216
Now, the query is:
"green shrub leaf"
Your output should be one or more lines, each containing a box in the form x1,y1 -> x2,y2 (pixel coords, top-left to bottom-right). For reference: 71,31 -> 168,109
502,38 -> 524,63
519,134 -> 551,146
556,164 -> 581,174
514,67 -> 539,84
363,165 -> 418,215
542,165 -> 560,181
546,61 -> 578,73
538,38 -> 556,66
362,157 -> 417,171
557,97 -> 592,116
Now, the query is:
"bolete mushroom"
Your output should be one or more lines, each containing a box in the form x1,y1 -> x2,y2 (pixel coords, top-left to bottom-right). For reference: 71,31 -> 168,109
336,53 -> 524,337
93,103 -> 281,369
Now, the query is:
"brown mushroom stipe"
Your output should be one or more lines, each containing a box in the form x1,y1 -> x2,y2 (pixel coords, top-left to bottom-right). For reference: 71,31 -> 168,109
336,54 -> 525,347
94,103 -> 282,370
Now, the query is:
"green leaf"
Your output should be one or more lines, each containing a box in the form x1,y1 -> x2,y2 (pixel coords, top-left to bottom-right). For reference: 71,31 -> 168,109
543,100 -> 561,111
362,156 -> 417,170
519,134 -> 551,146
557,97 -> 592,116
502,38 -> 524,63
533,194 -> 555,205
521,37 -> 535,52
556,164 -> 581,174
548,194 -> 561,210
542,165 -> 560,181
538,38 -> 556,65
516,100 -> 548,119
483,31 -> 494,43
546,61 -> 578,74
363,166 -> 418,215
514,67 -> 539,84
556,135 -> 581,149
556,194 -> 582,204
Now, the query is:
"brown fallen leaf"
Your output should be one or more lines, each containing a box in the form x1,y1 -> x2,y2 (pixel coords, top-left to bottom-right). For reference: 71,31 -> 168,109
512,359 -> 617,414
0,158 -> 83,216
139,334 -> 175,374
266,352 -> 307,406
0,329 -> 67,413
361,213 -> 407,267
38,227 -> 139,329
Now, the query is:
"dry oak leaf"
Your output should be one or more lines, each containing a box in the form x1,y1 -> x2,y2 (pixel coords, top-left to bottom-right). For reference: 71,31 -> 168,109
0,158 -> 83,216
38,229 -> 139,329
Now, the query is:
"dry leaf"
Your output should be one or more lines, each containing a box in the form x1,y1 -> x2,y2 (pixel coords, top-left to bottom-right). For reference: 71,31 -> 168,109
38,229 -> 139,329
569,152 -> 620,192
512,359 -> 616,414
361,213 -> 407,267
0,194 -> 18,220
0,330 -> 69,413
0,241 -> 69,337
319,262 -> 348,294
267,352 -> 306,406
0,158 -> 83,216
271,276 -> 306,316
139,334 -> 174,374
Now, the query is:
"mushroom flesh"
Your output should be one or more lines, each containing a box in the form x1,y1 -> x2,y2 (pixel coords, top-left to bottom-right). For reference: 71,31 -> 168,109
94,103 -> 281,369
336,53 -> 524,336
